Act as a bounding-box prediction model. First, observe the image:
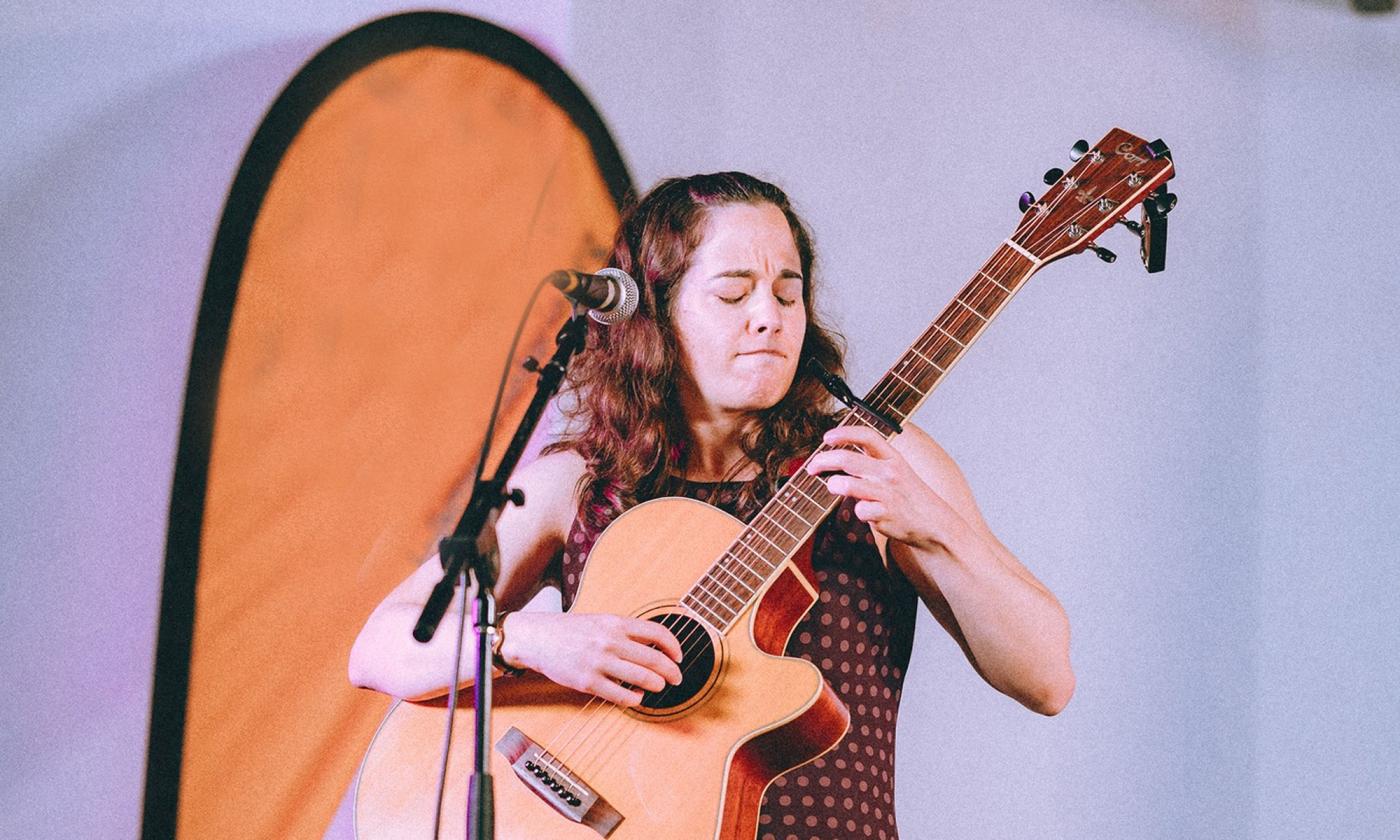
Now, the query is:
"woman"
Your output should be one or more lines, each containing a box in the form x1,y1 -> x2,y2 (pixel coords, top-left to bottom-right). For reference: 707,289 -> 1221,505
350,172 -> 1074,839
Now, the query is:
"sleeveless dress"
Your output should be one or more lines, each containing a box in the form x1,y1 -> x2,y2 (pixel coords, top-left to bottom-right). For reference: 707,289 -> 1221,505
553,477 -> 920,840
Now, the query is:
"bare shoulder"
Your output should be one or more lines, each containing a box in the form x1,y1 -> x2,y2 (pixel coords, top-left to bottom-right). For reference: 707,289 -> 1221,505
513,447 -> 588,490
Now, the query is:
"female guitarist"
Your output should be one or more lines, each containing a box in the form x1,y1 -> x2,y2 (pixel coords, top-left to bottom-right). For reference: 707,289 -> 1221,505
349,171 -> 1075,839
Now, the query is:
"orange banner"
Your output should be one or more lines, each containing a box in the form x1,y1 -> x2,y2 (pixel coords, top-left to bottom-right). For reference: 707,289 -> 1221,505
177,41 -> 624,839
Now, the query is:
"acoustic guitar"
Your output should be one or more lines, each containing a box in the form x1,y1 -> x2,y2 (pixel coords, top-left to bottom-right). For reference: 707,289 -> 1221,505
354,127 -> 1177,839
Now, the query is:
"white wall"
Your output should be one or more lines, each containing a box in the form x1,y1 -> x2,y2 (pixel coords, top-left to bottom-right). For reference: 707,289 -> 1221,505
1254,4 -> 1400,836
2,1 -> 1395,838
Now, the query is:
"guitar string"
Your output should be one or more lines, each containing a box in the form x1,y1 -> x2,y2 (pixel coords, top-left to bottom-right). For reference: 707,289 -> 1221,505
549,426 -> 854,778
554,165 -> 1143,777
545,208 -> 1073,775
538,411 -> 882,776
549,166 -> 1139,780
872,168 -> 1141,421
530,159 -> 1140,783
547,233 -> 1042,779
556,417 -> 867,779
542,164 -> 1128,781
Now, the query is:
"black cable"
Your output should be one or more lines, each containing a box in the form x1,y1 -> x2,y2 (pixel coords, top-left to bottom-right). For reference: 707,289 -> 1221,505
432,568 -> 471,840
471,275 -> 556,488
430,274 -> 555,839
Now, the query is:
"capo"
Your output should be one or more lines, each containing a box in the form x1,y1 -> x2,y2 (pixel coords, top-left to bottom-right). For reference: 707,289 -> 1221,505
805,358 -> 904,437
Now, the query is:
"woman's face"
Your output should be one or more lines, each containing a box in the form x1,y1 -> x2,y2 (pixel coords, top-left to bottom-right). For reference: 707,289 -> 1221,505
670,201 -> 808,421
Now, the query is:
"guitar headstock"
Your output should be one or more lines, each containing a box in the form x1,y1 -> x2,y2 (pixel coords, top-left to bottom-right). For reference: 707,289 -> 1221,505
1012,128 -> 1177,271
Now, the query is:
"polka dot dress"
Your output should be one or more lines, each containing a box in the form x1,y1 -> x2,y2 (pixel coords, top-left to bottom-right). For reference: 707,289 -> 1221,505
556,477 -> 919,840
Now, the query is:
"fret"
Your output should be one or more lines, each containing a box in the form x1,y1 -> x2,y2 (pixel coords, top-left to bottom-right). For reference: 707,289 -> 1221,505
718,554 -> 764,590
936,303 -> 985,343
745,524 -> 786,554
689,583 -> 723,609
701,567 -> 746,602
933,324 -> 967,350
713,575 -> 755,605
768,492 -> 815,530
729,537 -> 772,571
960,278 -> 1008,318
977,268 -> 1012,293
845,407 -> 886,433
695,575 -> 738,611
771,498 -> 818,530
907,345 -> 946,372
887,367 -> 920,390
683,588 -> 724,622
954,297 -> 988,323
757,511 -> 802,542
919,332 -> 965,370
776,490 -> 826,529
870,379 -> 918,420
894,353 -> 942,391
862,257 -> 1036,437
783,475 -> 826,508
681,596 -> 724,630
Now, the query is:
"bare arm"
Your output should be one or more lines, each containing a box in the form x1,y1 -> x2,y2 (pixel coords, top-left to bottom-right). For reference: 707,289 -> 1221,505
806,422 -> 1075,715
347,449 -> 583,700
348,449 -> 683,705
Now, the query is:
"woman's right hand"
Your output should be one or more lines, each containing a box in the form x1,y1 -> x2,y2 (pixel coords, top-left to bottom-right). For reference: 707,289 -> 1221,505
500,611 -> 685,707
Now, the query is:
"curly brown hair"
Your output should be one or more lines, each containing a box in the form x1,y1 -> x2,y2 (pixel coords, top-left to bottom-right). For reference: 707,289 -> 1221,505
547,172 -> 846,524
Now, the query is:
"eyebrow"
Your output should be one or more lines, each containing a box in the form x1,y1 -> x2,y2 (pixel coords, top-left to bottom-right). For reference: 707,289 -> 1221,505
711,269 -> 805,281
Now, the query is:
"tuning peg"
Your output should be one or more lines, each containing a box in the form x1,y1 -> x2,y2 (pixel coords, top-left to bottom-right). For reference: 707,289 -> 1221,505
1043,167 -> 1064,185
1147,191 -> 1178,217
1117,218 -> 1144,236
1018,191 -> 1036,212
1070,139 -> 1089,161
1086,242 -> 1117,263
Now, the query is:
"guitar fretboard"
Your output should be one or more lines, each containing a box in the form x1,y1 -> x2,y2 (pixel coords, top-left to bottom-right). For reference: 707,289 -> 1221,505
679,245 -> 1039,632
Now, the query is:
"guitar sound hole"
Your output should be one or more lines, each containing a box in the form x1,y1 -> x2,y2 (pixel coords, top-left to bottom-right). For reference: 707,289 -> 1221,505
637,613 -> 717,713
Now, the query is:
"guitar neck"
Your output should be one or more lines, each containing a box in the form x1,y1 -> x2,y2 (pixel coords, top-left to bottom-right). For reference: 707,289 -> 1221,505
862,241 -> 1040,427
683,125 -> 1175,635
678,242 -> 1040,633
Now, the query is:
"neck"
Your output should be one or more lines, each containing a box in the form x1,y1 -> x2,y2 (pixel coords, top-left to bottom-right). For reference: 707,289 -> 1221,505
681,409 -> 759,482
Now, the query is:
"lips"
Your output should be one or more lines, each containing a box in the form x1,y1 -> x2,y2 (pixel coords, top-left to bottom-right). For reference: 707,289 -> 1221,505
737,349 -> 786,358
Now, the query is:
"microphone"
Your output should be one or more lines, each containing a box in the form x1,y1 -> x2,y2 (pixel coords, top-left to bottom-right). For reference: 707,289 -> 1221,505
546,267 -> 639,324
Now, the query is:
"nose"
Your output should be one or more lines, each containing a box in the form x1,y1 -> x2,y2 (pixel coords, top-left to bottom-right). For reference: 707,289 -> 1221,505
747,292 -> 783,334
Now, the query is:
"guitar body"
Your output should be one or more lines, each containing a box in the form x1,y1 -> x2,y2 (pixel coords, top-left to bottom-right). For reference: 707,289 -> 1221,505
354,496 -> 851,839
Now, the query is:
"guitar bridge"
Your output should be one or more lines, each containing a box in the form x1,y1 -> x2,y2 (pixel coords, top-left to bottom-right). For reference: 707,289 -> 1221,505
496,726 -> 623,837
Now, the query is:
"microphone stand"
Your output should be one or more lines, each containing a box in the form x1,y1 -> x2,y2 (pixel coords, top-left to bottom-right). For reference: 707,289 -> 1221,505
413,307 -> 590,840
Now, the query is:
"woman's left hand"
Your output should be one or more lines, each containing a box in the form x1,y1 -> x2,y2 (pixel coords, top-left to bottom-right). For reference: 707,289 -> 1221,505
804,423 -> 960,550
